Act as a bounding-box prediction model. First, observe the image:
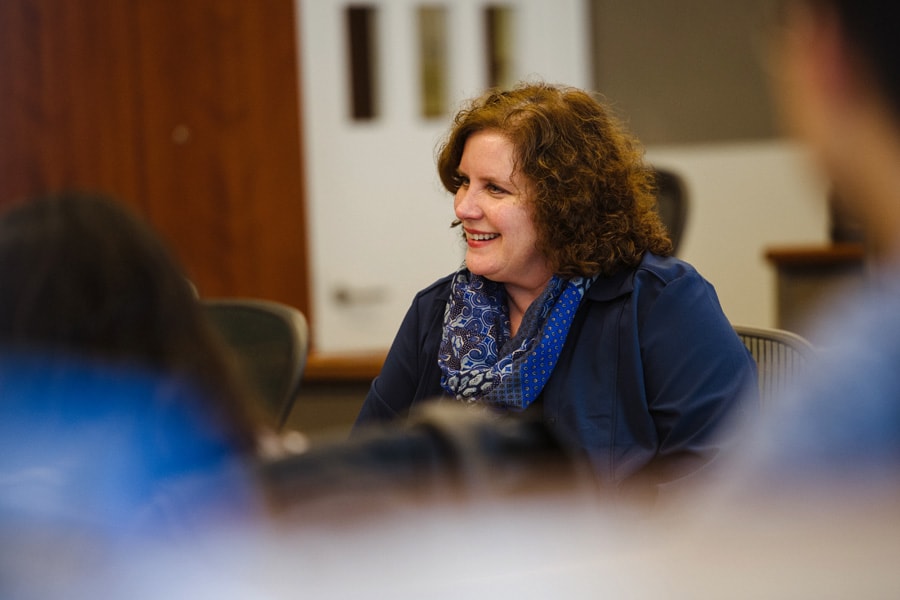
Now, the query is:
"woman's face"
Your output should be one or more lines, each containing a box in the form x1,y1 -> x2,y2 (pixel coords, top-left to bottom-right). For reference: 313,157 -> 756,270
453,130 -> 552,292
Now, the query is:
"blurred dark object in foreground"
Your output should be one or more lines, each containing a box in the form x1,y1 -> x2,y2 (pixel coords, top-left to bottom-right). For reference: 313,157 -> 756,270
261,402 -> 597,520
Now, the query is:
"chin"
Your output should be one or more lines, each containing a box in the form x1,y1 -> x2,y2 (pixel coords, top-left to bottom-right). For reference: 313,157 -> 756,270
465,262 -> 493,280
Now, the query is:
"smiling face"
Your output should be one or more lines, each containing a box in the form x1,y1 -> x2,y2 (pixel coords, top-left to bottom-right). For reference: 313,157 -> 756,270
453,130 -> 553,296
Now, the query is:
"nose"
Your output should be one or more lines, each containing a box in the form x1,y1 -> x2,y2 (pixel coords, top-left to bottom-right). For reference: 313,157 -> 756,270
454,186 -> 481,220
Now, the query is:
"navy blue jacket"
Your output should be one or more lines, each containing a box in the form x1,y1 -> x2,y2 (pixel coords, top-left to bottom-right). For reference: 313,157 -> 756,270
355,253 -> 758,493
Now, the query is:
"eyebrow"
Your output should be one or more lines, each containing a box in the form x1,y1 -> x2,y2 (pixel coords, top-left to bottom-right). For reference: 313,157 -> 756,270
458,166 -> 516,189
488,173 -> 518,192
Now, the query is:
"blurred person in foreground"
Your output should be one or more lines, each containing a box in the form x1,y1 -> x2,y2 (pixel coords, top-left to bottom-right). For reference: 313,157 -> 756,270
354,81 -> 757,504
0,192 -> 268,597
721,0 -> 900,493
619,2 -> 900,597
0,191 -> 262,441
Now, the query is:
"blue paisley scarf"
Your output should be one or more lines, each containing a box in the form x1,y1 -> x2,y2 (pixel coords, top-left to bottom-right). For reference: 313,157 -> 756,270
438,269 -> 593,409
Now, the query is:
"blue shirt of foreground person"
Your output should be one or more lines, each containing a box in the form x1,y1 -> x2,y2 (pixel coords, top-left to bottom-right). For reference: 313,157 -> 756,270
0,354 -> 263,540
0,354 -> 267,599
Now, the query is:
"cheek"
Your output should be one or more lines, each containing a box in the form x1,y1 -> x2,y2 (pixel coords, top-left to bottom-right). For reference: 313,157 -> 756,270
513,206 -> 539,241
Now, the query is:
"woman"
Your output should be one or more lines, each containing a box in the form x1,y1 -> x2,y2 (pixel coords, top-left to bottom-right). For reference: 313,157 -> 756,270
355,82 -> 757,498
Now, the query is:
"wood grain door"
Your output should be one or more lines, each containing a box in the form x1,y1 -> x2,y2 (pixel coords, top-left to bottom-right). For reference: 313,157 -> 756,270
0,0 -> 311,319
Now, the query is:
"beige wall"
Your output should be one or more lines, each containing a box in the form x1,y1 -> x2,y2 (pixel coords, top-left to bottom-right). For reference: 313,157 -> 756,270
591,0 -> 779,145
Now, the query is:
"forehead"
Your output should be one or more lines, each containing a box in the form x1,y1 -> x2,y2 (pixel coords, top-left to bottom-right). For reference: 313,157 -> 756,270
459,130 -> 518,176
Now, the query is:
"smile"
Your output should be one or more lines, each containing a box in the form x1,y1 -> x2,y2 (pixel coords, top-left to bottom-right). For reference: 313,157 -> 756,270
467,232 -> 499,241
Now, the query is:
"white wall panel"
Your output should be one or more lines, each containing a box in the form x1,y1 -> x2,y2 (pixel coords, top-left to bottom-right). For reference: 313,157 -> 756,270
296,0 -> 590,353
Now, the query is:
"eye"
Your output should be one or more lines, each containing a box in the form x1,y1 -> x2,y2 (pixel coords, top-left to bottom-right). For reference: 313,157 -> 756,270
486,182 -> 508,195
455,173 -> 470,189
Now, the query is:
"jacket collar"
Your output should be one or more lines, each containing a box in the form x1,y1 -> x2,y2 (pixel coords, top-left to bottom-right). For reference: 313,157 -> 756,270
585,266 -> 635,302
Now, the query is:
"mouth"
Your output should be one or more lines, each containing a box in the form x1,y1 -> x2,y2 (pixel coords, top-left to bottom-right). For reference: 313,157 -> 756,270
466,231 -> 499,242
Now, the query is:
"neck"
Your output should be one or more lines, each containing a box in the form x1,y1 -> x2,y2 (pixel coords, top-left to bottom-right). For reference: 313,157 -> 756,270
505,276 -> 553,337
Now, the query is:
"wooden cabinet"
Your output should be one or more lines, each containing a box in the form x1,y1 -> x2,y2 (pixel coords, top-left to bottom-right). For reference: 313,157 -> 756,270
765,243 -> 867,343
0,0 -> 310,318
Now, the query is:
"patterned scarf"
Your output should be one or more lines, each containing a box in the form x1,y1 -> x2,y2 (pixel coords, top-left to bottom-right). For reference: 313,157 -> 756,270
438,269 -> 592,409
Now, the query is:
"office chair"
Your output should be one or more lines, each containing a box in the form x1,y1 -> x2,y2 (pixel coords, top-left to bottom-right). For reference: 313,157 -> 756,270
734,325 -> 816,409
202,298 -> 309,429
653,167 -> 689,255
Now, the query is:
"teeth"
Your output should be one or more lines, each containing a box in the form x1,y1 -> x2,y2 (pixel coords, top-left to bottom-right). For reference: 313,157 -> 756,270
469,233 -> 499,241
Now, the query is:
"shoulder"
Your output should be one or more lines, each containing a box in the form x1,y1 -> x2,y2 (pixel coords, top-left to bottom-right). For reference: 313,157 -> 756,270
631,253 -> 724,319
587,253 -> 708,302
414,272 -> 455,299
408,272 -> 455,313
404,271 -> 457,323
633,252 -> 704,287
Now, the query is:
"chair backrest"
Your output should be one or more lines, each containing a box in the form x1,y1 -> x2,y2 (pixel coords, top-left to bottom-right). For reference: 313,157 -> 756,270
653,167 -> 689,255
734,325 -> 816,409
201,298 -> 309,429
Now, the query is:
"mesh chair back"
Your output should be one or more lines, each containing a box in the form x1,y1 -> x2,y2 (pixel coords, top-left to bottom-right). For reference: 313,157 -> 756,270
202,299 -> 309,429
734,325 -> 816,409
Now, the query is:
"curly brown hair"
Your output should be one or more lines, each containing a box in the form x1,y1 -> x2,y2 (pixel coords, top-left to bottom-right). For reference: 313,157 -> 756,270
437,82 -> 672,278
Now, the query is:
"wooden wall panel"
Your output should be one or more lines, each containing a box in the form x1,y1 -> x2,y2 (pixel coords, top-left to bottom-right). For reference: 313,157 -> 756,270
0,0 -> 143,205
0,0 -> 310,318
